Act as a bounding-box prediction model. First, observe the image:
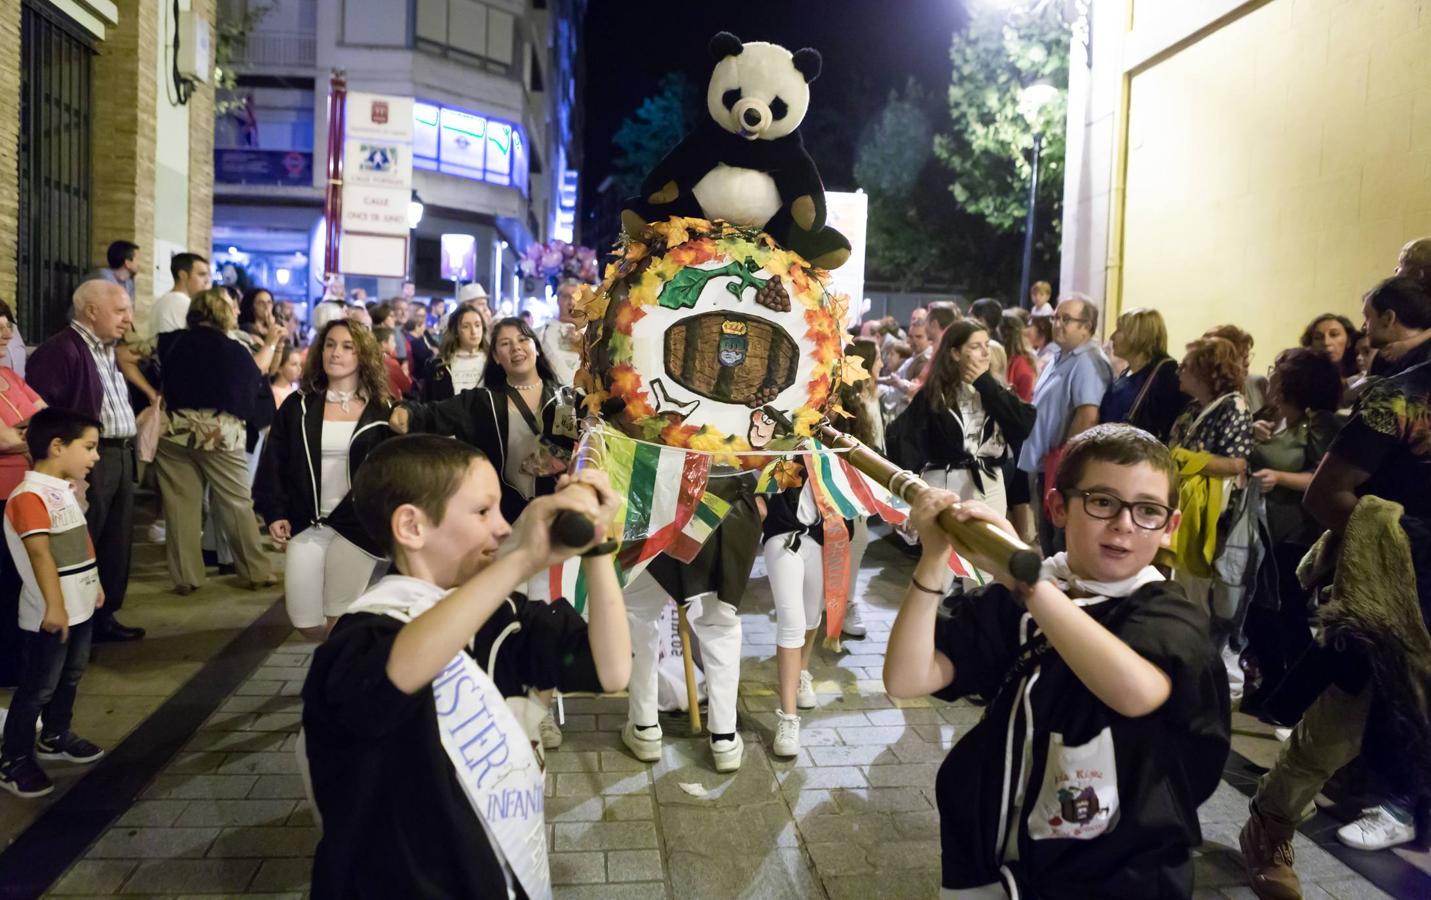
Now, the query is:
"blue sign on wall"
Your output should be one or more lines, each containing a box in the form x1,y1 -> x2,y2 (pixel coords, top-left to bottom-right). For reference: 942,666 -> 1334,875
215,149 -> 314,186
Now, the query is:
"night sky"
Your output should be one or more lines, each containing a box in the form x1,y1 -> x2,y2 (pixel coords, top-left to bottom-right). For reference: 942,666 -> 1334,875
579,0 -> 969,214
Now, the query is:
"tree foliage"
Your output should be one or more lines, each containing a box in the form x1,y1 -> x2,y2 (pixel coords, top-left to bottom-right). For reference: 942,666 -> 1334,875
609,72 -> 700,198
935,0 -> 1070,254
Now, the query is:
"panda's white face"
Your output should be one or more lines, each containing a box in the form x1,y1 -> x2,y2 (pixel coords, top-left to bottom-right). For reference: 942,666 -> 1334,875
706,41 -> 812,142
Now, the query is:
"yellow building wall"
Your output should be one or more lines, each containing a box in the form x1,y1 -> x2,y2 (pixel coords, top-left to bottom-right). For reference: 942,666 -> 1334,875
1118,0 -> 1431,368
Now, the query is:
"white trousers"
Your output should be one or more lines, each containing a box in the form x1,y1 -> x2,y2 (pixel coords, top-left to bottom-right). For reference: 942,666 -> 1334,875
624,571 -> 741,734
764,535 -> 825,649
923,466 -> 1007,591
284,524 -> 386,629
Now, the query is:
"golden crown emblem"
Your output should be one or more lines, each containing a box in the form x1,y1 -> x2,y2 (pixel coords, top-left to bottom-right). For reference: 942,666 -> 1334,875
720,319 -> 748,336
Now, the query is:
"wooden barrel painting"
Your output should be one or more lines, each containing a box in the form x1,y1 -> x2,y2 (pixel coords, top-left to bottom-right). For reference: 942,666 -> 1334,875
663,312 -> 800,408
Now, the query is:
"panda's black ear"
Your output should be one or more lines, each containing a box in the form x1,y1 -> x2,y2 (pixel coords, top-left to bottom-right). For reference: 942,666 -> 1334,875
792,48 -> 822,82
709,32 -> 744,60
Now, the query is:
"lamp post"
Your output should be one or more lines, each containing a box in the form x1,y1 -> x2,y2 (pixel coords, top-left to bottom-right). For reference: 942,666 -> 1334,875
1017,80 -> 1059,310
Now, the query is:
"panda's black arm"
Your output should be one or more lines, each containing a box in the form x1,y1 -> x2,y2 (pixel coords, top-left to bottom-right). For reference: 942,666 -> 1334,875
637,127 -> 722,200
770,140 -> 828,230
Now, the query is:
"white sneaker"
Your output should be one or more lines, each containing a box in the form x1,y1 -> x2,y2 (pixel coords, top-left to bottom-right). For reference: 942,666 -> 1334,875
1336,805 -> 1416,851
1314,792 -> 1335,809
710,733 -> 743,773
539,710 -> 563,750
797,670 -> 817,710
621,722 -> 662,763
147,520 -> 167,543
842,602 -> 867,638
773,711 -> 800,757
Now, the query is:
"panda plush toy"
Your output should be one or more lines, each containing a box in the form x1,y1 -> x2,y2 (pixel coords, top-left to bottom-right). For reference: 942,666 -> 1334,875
622,32 -> 852,271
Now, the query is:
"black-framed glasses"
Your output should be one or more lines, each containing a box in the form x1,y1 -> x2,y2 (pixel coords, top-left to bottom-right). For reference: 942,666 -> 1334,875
1062,488 -> 1173,530
1053,314 -> 1088,326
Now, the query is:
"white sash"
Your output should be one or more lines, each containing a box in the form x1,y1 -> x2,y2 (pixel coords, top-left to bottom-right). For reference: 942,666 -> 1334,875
350,576 -> 552,900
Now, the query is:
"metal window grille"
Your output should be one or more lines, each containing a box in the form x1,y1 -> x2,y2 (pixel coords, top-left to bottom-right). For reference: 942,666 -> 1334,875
17,0 -> 94,340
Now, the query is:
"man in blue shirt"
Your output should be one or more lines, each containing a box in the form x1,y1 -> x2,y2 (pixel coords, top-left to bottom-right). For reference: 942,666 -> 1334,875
1017,294 -> 1112,555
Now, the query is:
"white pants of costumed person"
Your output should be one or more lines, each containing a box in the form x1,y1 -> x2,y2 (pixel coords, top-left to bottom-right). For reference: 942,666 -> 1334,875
284,525 -> 386,630
921,463 -> 1006,592
623,571 -> 742,737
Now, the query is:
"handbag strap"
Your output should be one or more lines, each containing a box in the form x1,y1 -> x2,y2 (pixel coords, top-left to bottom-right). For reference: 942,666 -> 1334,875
1126,357 -> 1171,425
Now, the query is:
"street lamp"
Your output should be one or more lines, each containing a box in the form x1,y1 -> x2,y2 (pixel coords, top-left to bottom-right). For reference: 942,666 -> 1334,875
1017,80 -> 1059,310
407,191 -> 426,230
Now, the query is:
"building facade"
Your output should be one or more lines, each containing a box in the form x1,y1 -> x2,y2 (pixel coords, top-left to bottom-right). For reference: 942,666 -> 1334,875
213,0 -> 583,313
1058,0 -> 1431,356
0,0 -> 217,342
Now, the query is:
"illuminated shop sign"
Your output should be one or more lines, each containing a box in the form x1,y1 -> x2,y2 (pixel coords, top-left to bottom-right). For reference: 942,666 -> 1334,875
413,100 -> 528,194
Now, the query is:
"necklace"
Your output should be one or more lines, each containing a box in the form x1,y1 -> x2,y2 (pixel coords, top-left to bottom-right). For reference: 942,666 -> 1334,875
511,382 -> 542,391
326,388 -> 360,411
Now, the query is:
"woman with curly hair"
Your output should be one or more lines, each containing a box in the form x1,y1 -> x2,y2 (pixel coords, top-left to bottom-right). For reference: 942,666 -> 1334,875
423,306 -> 487,401
1300,313 -> 1359,380
1171,337 -> 1254,475
155,288 -> 276,594
255,319 -> 393,639
1203,323 -> 1268,414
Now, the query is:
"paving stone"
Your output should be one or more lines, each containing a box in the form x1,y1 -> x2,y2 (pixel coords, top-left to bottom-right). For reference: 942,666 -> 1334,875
167,752 -> 228,774
891,809 -> 941,837
247,775 -> 311,799
808,745 -> 897,767
797,811 -> 899,845
232,680 -> 283,697
836,725 -> 912,745
547,795 -> 608,823
120,859 -> 261,893
174,799 -> 297,827
183,730 -> 291,754
778,765 -> 868,791
661,801 -> 801,854
599,750 -> 652,772
218,694 -> 303,715
667,846 -> 820,899
87,826 -> 221,859
551,884 -> 666,900
550,851 -> 606,885
868,839 -> 942,870
115,800 -> 189,828
142,774 -> 260,801
605,849 -> 663,883
863,707 -> 943,726
554,820 -> 659,851
249,666 -> 310,681
247,857 -> 313,892
807,840 -> 875,875
888,739 -> 951,763
822,867 -> 942,900
829,787 -> 933,813
863,762 -> 940,788
545,751 -> 601,773
216,752 -> 299,775
206,825 -> 320,857
557,714 -> 597,732
787,788 -> 841,818
553,771 -> 652,797
50,860 -> 138,895
601,795 -> 655,821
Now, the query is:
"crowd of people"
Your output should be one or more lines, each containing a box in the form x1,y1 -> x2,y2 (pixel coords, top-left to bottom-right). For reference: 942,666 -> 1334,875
0,232 -> 1426,900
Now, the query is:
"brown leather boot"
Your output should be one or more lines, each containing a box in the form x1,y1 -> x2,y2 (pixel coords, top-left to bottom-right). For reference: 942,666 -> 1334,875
1239,803 -> 1303,900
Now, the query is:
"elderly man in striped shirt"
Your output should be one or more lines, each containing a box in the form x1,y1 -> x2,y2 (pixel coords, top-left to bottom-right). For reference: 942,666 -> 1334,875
26,281 -> 145,642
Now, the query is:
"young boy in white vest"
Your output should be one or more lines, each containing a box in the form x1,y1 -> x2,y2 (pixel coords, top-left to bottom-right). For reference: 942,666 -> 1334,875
885,424 -> 1230,898
301,434 -> 629,900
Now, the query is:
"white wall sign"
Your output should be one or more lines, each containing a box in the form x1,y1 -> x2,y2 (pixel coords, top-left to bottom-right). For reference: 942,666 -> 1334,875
341,92 -> 415,277
823,191 -> 869,330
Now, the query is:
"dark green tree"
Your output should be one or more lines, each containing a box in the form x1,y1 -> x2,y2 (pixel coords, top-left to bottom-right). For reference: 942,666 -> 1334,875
609,72 -> 700,198
935,0 -> 1071,288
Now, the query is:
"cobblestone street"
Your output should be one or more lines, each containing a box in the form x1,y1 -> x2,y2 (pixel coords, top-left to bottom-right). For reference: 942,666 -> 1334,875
2,528 -> 1423,898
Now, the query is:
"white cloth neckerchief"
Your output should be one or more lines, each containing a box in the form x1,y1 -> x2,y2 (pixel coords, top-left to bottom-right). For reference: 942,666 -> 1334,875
347,576 -> 552,900
1038,552 -> 1164,600
325,389 -> 361,412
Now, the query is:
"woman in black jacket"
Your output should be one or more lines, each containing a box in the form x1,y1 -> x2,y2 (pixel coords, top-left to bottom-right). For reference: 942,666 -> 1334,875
887,318 -> 1035,587
1100,307 -> 1187,442
155,288 -> 276,594
393,317 -> 572,527
255,319 -> 392,640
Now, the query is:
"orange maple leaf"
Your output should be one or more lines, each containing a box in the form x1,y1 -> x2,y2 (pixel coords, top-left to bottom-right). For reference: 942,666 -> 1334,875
613,302 -> 646,334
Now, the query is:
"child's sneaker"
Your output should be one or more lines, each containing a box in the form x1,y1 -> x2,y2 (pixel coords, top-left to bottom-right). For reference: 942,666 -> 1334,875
797,670 -> 817,709
0,756 -> 54,798
842,602 -> 868,638
710,733 -> 743,773
539,711 -> 563,750
36,732 -> 105,764
773,711 -> 801,757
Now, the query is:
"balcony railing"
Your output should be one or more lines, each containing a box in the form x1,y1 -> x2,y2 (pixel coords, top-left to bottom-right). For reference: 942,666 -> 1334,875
230,30 -> 317,69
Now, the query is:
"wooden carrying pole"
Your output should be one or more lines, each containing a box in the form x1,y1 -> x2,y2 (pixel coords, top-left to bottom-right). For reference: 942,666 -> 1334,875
814,425 -> 1043,585
676,605 -> 702,734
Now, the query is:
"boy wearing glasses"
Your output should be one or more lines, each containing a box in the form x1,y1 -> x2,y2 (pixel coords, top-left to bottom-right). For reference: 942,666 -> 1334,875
886,424 -> 1230,899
